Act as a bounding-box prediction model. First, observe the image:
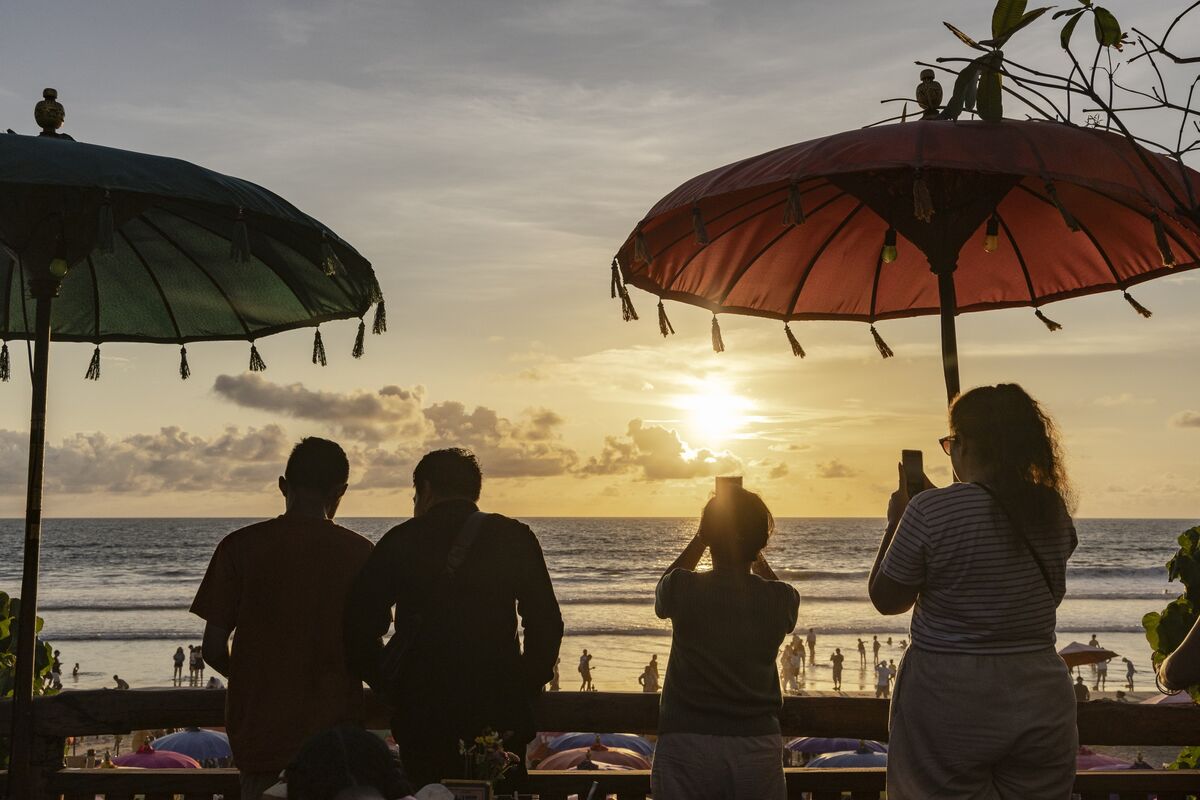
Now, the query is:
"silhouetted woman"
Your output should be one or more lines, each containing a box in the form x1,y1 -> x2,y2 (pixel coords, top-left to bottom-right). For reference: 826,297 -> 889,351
651,486 -> 799,800
869,384 -> 1078,800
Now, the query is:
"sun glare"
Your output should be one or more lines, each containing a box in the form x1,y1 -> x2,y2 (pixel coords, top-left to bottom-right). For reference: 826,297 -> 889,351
675,379 -> 754,444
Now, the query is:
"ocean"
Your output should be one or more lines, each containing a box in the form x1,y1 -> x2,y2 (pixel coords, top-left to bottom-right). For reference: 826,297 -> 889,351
0,517 -> 1188,695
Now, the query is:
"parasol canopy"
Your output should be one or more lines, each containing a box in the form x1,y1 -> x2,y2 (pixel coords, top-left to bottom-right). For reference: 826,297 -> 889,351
151,728 -> 232,761
533,744 -> 651,771
1058,641 -> 1119,668
786,737 -> 887,755
612,117 -> 1200,402
1140,690 -> 1195,705
807,746 -> 888,768
112,744 -> 201,770
547,732 -> 655,756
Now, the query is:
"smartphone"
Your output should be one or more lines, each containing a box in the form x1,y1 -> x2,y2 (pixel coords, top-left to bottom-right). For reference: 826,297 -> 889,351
901,450 -> 924,498
715,476 -> 743,501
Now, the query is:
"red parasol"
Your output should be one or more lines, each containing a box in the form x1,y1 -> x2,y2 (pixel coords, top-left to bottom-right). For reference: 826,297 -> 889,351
613,116 -> 1200,403
1058,641 -> 1119,668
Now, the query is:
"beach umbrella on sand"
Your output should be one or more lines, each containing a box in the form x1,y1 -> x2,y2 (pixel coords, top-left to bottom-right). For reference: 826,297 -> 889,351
547,732 -> 655,756
610,97 -> 1200,406
3,90 -> 385,796
151,728 -> 232,761
808,745 -> 889,768
113,744 -> 201,769
534,744 -> 652,771
1140,690 -> 1195,705
1058,641 -> 1119,668
786,737 -> 887,755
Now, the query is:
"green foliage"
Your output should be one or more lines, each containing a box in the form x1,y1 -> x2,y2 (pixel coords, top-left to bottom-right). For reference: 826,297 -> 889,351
0,591 -> 57,769
1170,745 -> 1200,770
1053,1 -> 1128,51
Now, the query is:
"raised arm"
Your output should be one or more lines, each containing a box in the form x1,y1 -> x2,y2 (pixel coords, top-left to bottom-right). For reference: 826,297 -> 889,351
868,464 -> 927,615
515,527 -> 564,695
662,533 -> 706,579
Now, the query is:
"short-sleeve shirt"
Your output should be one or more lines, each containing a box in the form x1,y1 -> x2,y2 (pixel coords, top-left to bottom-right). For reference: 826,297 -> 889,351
655,568 -> 800,736
880,483 -> 1077,655
190,516 -> 373,773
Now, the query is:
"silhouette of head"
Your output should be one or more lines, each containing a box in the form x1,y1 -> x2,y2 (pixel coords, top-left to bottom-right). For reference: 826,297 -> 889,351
413,448 -> 482,515
286,725 -> 410,800
281,437 -> 350,516
698,485 -> 773,566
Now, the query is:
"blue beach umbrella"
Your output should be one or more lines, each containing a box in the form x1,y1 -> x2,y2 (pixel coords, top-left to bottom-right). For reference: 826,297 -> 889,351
808,746 -> 889,768
152,728 -> 232,762
786,737 -> 887,755
548,732 -> 655,756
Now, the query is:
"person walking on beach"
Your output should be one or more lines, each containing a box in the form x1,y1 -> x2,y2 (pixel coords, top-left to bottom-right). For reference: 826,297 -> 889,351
874,661 -> 891,698
805,628 -> 816,663
344,448 -> 563,793
1123,657 -> 1137,691
1095,657 -> 1108,691
1073,675 -> 1090,702
191,437 -> 374,800
651,484 -> 799,800
830,648 -> 845,691
578,649 -> 595,691
872,634 -> 881,665
869,384 -> 1078,800
649,654 -> 660,682
172,647 -> 186,687
857,638 -> 867,667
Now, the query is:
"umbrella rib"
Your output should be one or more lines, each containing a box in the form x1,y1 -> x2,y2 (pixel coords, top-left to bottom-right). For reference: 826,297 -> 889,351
993,212 -> 1038,303
0,250 -> 12,337
1077,185 -> 1200,265
1013,184 -> 1125,286
118,226 -> 187,342
784,201 -> 868,317
135,215 -> 253,337
85,256 -> 101,342
867,247 -> 885,323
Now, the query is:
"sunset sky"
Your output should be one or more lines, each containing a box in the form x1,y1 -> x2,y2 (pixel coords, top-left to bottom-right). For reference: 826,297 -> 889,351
0,0 -> 1196,518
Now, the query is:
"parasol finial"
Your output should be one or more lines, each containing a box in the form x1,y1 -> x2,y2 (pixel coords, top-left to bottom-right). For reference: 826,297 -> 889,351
35,88 -> 71,139
915,70 -> 942,121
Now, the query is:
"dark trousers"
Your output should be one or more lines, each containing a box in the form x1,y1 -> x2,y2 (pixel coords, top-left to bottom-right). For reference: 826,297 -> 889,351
396,729 -> 533,792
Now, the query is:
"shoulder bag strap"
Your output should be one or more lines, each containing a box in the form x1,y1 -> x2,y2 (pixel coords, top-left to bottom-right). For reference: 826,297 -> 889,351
443,510 -> 490,579
972,482 -> 1055,598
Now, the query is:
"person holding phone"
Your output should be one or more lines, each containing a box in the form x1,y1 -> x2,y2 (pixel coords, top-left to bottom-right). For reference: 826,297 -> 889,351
868,384 -> 1078,800
651,482 -> 799,800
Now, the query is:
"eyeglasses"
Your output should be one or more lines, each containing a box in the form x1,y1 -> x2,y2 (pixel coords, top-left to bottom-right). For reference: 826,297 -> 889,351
939,435 -> 957,455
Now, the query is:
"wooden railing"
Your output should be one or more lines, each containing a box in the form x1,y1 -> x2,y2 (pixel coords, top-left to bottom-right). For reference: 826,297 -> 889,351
2,689 -> 1199,799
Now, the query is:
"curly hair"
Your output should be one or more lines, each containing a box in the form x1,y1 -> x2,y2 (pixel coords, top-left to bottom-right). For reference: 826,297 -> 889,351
285,725 -> 412,800
950,383 -> 1076,530
699,486 -> 775,563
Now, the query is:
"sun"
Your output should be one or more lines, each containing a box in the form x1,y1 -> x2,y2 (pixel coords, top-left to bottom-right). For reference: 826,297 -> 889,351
675,379 -> 754,443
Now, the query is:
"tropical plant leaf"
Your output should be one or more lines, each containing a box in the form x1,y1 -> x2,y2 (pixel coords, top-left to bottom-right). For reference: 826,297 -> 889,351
942,58 -> 985,119
977,65 -> 1004,121
1061,10 -> 1084,48
1053,7 -> 1085,19
996,7 -> 1050,44
992,0 -> 1028,39
1093,6 -> 1122,46
943,21 -> 986,50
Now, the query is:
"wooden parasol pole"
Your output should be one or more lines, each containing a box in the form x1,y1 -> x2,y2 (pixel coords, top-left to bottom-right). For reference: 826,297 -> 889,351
933,262 -> 961,406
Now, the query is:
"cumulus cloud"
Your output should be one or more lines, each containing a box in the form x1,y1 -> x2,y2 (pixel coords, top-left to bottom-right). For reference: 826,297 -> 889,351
1169,410 -> 1200,428
768,462 -> 789,479
582,419 -> 741,480
815,459 -> 859,479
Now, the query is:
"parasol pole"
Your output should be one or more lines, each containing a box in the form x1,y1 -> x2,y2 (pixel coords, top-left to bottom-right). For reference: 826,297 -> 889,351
7,264 -> 60,800
933,261 -> 961,406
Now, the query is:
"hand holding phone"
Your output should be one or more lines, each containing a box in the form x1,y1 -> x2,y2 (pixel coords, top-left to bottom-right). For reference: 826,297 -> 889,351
901,450 -> 924,500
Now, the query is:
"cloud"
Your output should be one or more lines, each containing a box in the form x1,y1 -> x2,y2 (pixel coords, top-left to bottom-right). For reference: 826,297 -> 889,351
1169,410 -> 1200,428
815,459 -> 859,479
1095,394 -> 1154,407
582,419 -> 741,480
768,462 -> 789,479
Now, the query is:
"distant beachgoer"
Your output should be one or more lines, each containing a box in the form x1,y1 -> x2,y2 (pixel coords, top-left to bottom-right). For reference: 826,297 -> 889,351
194,645 -> 205,684
857,638 -> 867,667
650,654 -> 660,681
1159,615 -> 1200,691
1115,690 -> 1128,702
869,384 -> 1078,799
639,661 -> 659,693
206,676 -> 225,689
1123,658 -> 1137,691
113,675 -> 129,690
191,437 -> 376,800
789,645 -> 802,688
1094,658 -> 1108,691
899,638 -> 908,653
830,649 -> 845,690
578,649 -> 594,692
72,663 -> 79,679
51,649 -> 62,674
173,647 -> 186,687
550,657 -> 560,691
888,659 -> 897,688
887,637 -> 893,646
874,662 -> 891,699
780,645 -> 795,693
1088,634 -> 1099,648
872,635 -> 881,664
188,645 -> 199,687
1073,675 -> 1090,702
651,485 -> 799,800
806,628 -> 816,663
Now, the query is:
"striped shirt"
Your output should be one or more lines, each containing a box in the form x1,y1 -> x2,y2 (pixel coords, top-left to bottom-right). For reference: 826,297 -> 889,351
880,482 -> 1077,655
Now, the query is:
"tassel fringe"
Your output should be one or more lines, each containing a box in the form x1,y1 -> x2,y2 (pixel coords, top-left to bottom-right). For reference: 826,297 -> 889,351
610,259 -> 621,299
784,183 -> 805,226
372,300 -> 387,334
634,231 -> 652,265
1152,215 -> 1177,267
230,210 -> 252,263
249,343 -> 266,372
657,301 -> 675,337
870,326 -> 894,358
784,324 -> 805,358
0,341 -> 8,382
1044,182 -> 1080,232
352,319 -> 366,358
368,281 -> 384,305
692,206 -> 710,245
320,240 -> 343,276
85,346 -> 101,380
1123,291 -> 1153,318
1034,309 -> 1063,331
711,315 -> 725,353
179,346 -> 191,380
620,288 -> 639,322
312,329 -> 328,366
912,172 -> 934,223
98,191 -> 115,254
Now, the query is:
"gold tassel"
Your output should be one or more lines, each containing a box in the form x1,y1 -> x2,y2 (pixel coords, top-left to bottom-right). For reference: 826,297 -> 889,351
0,341 -> 9,382
372,301 -> 387,335
230,209 -> 252,263
97,190 -> 115,254
352,319 -> 366,358
657,301 -> 675,337
312,329 -> 328,366
320,239 -> 343,276
1123,291 -> 1152,318
249,343 -> 267,372
870,326 -> 894,358
610,258 -> 621,299
711,315 -> 725,353
620,287 -> 639,322
692,206 -> 709,245
85,346 -> 101,380
1034,309 -> 1063,331
634,231 -> 652,265
1152,215 -> 1177,267
1044,182 -> 1080,232
912,171 -> 934,223
179,346 -> 191,381
784,324 -> 805,358
783,182 -> 805,226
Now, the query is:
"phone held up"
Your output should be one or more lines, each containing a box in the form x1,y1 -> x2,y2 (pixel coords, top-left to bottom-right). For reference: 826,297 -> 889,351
901,450 -> 924,499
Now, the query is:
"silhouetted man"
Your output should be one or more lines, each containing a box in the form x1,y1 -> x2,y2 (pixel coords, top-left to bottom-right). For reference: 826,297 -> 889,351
191,438 -> 372,800
345,448 -> 563,791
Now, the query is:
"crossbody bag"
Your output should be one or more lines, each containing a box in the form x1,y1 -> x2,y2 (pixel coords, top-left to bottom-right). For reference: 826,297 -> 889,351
972,482 -> 1056,599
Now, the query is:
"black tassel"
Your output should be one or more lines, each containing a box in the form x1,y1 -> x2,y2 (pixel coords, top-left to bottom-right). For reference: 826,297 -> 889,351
372,300 -> 387,335
230,210 -> 252,263
620,287 -> 639,322
912,171 -> 934,223
1123,291 -> 1153,318
352,319 -> 366,358
784,323 -> 805,358
97,191 -> 114,254
692,206 -> 709,245
610,259 -> 621,299
368,280 -> 384,305
312,329 -> 327,366
0,341 -> 9,382
870,326 -> 894,358
1152,215 -> 1177,267
85,346 -> 101,380
320,239 -> 343,276
634,231 -> 652,265
711,315 -> 725,353
179,346 -> 191,381
657,301 -> 675,337
1044,182 -> 1080,232
1034,309 -> 1063,331
249,343 -> 266,372
783,182 -> 805,226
